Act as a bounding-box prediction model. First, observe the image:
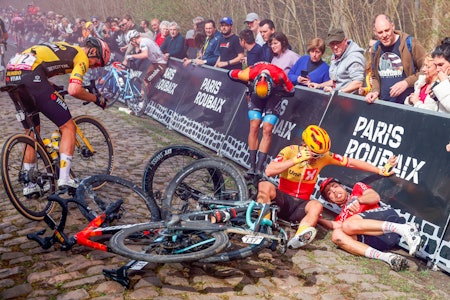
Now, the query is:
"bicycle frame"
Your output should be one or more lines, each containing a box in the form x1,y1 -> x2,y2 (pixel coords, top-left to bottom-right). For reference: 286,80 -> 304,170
102,62 -> 142,103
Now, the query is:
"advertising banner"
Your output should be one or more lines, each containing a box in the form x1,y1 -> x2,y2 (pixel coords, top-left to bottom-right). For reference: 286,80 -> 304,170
320,92 -> 450,270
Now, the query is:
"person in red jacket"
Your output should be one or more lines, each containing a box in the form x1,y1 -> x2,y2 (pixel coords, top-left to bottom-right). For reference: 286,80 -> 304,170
228,62 -> 295,178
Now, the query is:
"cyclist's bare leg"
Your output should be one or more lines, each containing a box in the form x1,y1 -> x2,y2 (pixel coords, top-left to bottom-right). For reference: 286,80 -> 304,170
23,125 -> 40,165
258,121 -> 274,154
58,119 -> 76,180
248,119 -> 261,151
298,200 -> 322,227
256,181 -> 276,204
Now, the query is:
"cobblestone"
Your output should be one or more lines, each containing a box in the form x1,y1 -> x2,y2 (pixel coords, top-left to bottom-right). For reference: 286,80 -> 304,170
0,78 -> 449,299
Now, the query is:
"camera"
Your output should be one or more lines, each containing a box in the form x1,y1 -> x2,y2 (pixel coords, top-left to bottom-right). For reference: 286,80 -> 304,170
301,70 -> 308,77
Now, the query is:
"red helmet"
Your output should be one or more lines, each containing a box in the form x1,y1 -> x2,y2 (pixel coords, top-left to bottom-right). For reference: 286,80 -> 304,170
85,37 -> 111,67
253,72 -> 273,99
319,177 -> 340,199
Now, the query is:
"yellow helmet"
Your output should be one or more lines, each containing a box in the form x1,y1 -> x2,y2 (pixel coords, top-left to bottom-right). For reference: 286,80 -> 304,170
301,125 -> 331,154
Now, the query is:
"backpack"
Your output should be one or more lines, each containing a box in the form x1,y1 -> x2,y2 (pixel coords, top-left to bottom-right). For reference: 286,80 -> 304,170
373,35 -> 415,73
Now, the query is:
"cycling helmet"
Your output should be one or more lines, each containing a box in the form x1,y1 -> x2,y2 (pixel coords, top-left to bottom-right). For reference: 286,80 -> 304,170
253,72 -> 273,99
319,177 -> 340,199
301,125 -> 331,154
85,37 -> 111,67
125,29 -> 140,44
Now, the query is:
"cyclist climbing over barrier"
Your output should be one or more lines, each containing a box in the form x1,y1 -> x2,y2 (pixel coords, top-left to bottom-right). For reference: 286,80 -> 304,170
255,124 -> 398,249
5,37 -> 111,191
228,62 -> 296,180
121,29 -> 167,114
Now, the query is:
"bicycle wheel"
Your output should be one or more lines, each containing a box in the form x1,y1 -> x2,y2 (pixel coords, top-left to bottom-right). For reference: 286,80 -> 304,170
1,134 -> 57,220
162,157 -> 249,216
96,71 -> 121,108
126,77 -> 149,116
142,144 -> 209,207
200,224 -> 272,263
109,221 -> 228,263
72,115 -> 114,188
75,174 -> 161,222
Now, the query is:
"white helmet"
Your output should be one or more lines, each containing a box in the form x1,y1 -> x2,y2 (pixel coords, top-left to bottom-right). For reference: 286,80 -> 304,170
125,30 -> 140,44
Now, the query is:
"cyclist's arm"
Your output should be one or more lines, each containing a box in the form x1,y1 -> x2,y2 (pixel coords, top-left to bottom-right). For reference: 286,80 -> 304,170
128,47 -> 148,60
317,218 -> 341,230
68,82 -> 96,102
67,55 -> 97,102
347,157 -> 383,175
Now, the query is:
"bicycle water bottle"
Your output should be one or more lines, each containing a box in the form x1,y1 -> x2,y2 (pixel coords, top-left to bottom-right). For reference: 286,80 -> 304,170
43,138 -> 58,161
50,130 -> 61,151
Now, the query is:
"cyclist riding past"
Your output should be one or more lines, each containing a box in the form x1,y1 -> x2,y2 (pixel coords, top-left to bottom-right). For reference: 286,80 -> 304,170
10,13 -> 25,51
122,30 -> 167,94
0,15 -> 8,43
256,125 -> 397,249
5,37 -> 111,192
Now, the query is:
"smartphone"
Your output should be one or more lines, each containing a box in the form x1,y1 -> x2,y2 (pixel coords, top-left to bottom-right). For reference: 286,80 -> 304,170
301,70 -> 308,77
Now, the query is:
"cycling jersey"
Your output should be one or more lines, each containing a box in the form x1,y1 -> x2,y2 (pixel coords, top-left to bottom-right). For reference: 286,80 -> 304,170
274,145 -> 349,200
7,42 -> 89,85
334,182 -> 380,222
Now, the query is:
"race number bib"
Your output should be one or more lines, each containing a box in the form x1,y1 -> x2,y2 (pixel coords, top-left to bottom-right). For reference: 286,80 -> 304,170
7,53 -> 37,71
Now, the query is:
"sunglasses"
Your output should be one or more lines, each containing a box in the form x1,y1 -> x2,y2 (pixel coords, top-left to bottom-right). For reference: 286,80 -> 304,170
119,23 -> 126,27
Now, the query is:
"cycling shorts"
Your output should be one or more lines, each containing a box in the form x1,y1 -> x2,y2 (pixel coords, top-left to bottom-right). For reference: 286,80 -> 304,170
6,65 -> 72,128
274,188 -> 309,223
144,63 -> 166,86
248,92 -> 283,119
357,206 -> 405,251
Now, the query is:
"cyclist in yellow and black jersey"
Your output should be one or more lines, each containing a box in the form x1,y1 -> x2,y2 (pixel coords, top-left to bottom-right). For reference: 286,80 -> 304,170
5,37 -> 111,191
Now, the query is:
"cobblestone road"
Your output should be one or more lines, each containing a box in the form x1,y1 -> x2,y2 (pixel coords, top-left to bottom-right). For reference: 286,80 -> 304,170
0,80 -> 449,300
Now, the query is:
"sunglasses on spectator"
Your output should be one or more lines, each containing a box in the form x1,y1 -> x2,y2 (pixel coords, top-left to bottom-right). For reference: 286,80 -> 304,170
119,23 -> 126,27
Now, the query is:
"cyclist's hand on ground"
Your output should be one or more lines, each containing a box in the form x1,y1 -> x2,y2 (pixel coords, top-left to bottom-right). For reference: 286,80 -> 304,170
95,95 -> 108,109
378,155 -> 397,176
293,147 -> 311,165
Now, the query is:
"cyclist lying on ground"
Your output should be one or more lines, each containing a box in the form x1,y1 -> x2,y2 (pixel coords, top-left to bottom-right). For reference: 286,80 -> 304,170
5,37 -> 111,192
256,125 -> 397,249
318,177 -> 422,271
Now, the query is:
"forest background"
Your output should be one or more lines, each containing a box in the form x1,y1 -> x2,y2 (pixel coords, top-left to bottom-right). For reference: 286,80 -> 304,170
2,0 -> 450,60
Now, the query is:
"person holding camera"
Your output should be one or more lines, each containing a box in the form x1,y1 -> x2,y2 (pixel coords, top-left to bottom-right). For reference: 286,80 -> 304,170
288,37 -> 330,86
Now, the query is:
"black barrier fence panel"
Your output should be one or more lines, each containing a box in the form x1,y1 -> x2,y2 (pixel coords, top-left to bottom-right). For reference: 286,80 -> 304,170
148,59 -> 248,152
320,92 -> 450,271
221,85 -> 331,168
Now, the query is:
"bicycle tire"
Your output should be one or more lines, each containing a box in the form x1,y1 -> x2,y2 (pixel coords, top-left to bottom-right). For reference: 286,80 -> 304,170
96,72 -> 121,108
72,115 -> 114,189
162,157 -> 249,216
1,134 -> 57,220
109,221 -> 228,263
142,144 -> 209,207
163,157 -> 272,262
75,174 -> 161,222
126,77 -> 149,116
200,224 -> 272,263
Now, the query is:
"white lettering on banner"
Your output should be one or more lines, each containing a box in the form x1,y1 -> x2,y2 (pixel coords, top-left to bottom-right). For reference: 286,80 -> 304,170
346,116 -> 426,184
155,79 -> 178,95
200,78 -> 222,94
194,92 -> 226,113
163,67 -> 176,80
272,119 -> 296,140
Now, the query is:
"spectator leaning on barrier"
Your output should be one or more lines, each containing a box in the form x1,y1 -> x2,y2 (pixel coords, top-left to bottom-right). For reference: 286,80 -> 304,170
365,14 -> 426,104
255,125 -> 398,250
183,19 -> 221,67
228,62 -> 295,177
160,21 -> 186,59
318,178 -> 422,272
244,12 -> 264,46
288,37 -> 330,86
215,17 -> 244,70
239,28 -> 264,67
430,37 -> 450,113
185,16 -> 204,59
309,28 -> 365,94
403,54 -> 439,111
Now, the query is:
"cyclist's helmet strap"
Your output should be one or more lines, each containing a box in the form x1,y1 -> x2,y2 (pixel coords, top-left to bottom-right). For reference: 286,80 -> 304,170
301,125 -> 331,154
253,72 -> 273,99
85,37 -> 111,67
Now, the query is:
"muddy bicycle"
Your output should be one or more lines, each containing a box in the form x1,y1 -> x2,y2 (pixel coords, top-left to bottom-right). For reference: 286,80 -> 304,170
0,83 -> 114,221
